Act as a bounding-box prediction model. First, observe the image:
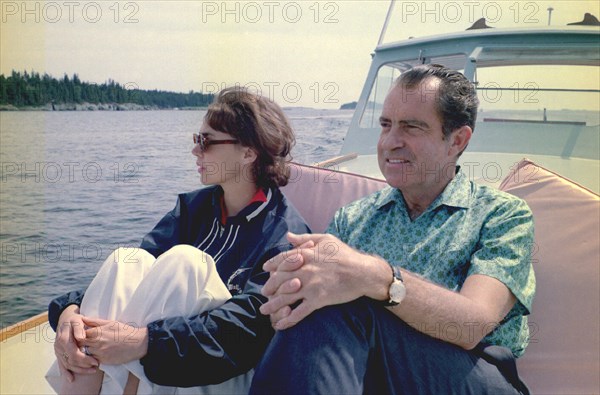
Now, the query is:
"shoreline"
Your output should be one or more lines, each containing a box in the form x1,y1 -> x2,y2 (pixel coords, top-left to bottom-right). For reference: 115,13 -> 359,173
0,104 -> 353,112
0,102 -> 207,111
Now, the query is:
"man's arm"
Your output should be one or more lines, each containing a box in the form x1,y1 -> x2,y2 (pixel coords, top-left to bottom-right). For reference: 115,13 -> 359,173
380,259 -> 516,349
261,233 -> 516,350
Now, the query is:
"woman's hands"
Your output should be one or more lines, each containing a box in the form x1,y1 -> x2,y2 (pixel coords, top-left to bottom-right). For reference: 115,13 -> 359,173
54,306 -> 150,382
79,317 -> 149,365
54,305 -> 99,382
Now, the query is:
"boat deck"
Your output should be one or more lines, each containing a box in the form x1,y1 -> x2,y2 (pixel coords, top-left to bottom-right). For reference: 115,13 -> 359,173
1,314 -> 56,394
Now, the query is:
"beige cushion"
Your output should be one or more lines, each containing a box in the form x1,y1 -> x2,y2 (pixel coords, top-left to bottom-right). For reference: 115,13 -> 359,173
501,159 -> 600,394
282,163 -> 387,233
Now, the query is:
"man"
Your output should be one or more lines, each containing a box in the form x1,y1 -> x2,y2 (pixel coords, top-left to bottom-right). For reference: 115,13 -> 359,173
250,64 -> 535,394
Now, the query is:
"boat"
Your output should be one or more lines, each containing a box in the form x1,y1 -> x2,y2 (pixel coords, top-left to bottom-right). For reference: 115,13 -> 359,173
2,2 -> 599,394
293,5 -> 599,393
325,17 -> 600,194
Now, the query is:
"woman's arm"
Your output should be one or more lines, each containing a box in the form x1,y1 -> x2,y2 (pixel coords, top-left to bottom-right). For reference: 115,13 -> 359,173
140,268 -> 273,387
48,289 -> 86,331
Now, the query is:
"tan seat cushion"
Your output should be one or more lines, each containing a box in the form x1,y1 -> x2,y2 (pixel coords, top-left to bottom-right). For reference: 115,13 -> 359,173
282,163 -> 387,233
501,159 -> 600,394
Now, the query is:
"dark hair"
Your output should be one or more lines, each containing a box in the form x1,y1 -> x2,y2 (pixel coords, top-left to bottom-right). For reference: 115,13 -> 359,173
396,64 -> 479,138
204,87 -> 295,187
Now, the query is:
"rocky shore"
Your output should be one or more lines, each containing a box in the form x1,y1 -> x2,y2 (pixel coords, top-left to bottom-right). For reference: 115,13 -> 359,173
0,102 -> 204,111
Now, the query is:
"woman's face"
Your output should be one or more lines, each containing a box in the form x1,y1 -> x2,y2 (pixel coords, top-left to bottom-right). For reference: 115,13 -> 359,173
192,122 -> 254,187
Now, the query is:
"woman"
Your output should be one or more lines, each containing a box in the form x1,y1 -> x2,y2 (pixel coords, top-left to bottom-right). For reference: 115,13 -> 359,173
47,87 -> 310,394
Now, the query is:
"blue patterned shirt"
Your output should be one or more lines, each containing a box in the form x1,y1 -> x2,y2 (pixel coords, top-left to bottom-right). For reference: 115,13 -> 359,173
326,171 -> 536,357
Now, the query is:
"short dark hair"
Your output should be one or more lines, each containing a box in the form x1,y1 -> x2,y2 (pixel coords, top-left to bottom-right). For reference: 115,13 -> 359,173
205,87 -> 295,187
396,64 -> 479,138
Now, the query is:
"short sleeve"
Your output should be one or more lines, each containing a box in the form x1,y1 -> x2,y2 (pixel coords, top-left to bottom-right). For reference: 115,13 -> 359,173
325,207 -> 344,240
468,197 -> 536,316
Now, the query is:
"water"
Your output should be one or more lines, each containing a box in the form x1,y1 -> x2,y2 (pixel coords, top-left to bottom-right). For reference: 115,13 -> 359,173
0,108 -> 352,328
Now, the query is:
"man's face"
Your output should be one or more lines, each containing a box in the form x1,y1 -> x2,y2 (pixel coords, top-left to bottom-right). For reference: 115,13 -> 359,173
377,78 -> 460,197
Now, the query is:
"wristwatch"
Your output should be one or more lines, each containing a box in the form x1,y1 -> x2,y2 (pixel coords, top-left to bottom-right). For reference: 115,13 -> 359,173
383,263 -> 406,306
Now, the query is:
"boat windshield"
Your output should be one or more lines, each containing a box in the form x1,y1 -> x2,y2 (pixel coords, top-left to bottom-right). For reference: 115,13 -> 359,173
342,1 -> 599,191
347,48 -> 599,192
360,63 -> 600,130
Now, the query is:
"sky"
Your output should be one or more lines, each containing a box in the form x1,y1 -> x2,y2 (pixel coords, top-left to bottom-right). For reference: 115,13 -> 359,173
1,0 -> 599,108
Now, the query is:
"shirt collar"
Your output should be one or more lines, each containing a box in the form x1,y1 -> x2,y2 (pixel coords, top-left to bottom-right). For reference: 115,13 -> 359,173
217,187 -> 271,224
244,188 -> 271,222
376,167 -> 471,211
432,170 -> 471,209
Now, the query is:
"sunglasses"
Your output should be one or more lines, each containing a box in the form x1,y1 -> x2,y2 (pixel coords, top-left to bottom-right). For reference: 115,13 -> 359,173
193,133 -> 239,153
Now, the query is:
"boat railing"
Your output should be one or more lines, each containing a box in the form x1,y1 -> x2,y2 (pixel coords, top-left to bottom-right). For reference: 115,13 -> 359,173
0,312 -> 48,342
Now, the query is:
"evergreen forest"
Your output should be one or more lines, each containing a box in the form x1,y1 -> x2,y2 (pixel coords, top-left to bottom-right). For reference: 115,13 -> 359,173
0,71 -> 214,109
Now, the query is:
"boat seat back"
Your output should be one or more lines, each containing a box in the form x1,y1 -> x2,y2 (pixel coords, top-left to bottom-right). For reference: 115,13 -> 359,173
282,163 -> 387,233
500,159 -> 600,394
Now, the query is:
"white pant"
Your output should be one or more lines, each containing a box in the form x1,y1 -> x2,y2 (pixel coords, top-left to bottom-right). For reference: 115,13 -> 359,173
47,245 -> 253,394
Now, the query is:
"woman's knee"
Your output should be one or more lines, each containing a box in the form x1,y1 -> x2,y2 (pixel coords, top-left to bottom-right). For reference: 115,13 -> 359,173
160,244 -> 213,264
92,248 -> 154,281
153,245 -> 216,276
107,247 -> 155,268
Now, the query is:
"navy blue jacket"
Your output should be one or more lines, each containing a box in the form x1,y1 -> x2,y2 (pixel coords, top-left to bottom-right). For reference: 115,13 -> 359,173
48,186 -> 310,387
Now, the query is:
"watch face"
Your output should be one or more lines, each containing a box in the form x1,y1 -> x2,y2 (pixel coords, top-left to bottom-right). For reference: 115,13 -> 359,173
389,280 -> 406,303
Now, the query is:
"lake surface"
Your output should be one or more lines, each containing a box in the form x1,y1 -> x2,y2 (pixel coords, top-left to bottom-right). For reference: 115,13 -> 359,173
0,109 -> 352,328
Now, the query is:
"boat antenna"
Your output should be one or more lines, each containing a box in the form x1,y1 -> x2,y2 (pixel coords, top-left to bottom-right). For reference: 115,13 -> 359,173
547,7 -> 554,26
378,0 -> 396,46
